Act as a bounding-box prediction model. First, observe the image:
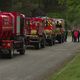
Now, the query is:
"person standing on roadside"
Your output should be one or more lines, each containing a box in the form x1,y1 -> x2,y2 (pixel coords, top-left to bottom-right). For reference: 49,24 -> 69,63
71,29 -> 74,42
77,28 -> 80,42
73,29 -> 79,42
64,30 -> 68,42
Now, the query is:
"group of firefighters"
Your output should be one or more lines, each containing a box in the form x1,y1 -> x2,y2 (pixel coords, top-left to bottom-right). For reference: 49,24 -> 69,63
71,28 -> 80,42
64,28 -> 80,42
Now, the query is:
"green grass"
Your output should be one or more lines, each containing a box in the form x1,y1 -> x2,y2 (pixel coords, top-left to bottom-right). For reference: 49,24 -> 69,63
48,53 -> 80,80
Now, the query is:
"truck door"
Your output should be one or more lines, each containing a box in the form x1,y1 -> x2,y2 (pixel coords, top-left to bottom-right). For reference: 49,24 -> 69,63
20,17 -> 24,35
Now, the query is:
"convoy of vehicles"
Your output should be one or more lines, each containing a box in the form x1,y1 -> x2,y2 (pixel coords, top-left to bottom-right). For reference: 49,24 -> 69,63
0,11 -> 65,58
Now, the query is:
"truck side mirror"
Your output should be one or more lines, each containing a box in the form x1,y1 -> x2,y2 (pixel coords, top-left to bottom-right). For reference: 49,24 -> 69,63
27,20 -> 30,26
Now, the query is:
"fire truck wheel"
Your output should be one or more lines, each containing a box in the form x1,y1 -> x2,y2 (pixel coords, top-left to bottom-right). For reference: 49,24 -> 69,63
35,42 -> 41,49
49,39 -> 53,46
57,35 -> 62,43
53,40 -> 55,45
19,49 -> 25,55
53,37 -> 55,45
7,49 -> 14,59
58,39 -> 62,43
41,40 -> 45,48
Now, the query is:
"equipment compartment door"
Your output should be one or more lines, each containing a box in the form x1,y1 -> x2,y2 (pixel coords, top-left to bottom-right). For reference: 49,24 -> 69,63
17,16 -> 20,35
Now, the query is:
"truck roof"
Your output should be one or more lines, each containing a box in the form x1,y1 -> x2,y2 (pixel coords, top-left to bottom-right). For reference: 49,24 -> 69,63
1,15 -> 7,17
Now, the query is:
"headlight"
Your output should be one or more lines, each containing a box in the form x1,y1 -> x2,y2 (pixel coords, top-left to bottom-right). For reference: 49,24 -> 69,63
7,43 -> 11,47
31,30 -> 37,35
2,43 -> 11,48
44,30 -> 52,34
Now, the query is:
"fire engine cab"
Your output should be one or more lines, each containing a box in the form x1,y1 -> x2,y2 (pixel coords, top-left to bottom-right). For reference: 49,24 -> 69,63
0,12 -> 25,58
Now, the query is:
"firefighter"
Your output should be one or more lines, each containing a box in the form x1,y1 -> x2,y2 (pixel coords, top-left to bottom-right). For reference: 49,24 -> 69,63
64,30 -> 68,42
56,21 -> 62,28
71,29 -> 74,42
73,29 -> 79,42
77,28 -> 80,42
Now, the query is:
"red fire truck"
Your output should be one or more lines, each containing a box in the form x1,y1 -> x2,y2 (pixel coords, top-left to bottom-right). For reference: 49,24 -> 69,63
43,17 -> 55,46
0,12 -> 25,58
54,19 -> 65,43
25,17 -> 45,49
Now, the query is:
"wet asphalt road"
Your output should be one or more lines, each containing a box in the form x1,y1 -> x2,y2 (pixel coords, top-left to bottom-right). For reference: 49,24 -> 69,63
0,37 -> 80,80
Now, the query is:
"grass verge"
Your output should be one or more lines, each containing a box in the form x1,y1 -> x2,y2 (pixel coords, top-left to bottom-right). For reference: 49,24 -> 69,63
48,53 -> 80,80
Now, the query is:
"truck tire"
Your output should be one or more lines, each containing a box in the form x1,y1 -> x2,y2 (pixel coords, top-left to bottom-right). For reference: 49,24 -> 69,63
41,39 -> 45,48
19,49 -> 25,55
49,39 -> 53,46
53,40 -> 55,45
58,38 -> 62,43
53,37 -> 55,45
57,35 -> 62,43
7,49 -> 14,59
35,42 -> 41,49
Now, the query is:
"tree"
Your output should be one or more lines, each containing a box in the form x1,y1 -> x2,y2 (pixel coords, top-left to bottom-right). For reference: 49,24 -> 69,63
66,0 -> 80,26
0,0 -> 12,11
